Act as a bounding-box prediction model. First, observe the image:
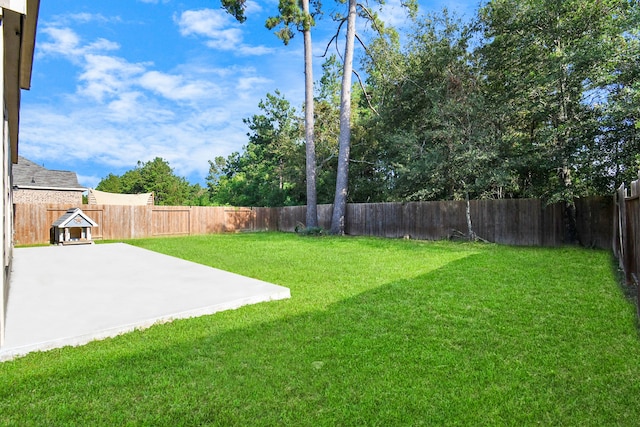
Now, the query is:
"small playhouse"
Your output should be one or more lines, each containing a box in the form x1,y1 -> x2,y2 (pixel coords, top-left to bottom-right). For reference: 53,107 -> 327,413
51,208 -> 98,245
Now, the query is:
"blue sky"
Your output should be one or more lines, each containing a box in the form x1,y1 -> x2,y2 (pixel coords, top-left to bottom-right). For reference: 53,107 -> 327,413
19,0 -> 479,188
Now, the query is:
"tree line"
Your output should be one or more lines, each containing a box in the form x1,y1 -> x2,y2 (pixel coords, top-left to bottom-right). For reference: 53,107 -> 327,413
209,1 -> 638,201
96,157 -> 210,206
98,0 -> 639,230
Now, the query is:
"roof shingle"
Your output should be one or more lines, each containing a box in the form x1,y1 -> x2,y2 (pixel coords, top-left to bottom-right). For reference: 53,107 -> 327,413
13,156 -> 85,190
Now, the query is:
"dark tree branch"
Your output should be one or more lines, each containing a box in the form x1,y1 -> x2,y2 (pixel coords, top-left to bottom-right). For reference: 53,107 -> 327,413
354,32 -> 375,65
318,153 -> 336,169
352,68 -> 379,116
349,158 -> 376,165
356,3 -> 383,35
321,18 -> 346,59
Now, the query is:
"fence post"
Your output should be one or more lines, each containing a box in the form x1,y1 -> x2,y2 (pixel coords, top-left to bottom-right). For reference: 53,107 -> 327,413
615,184 -> 628,281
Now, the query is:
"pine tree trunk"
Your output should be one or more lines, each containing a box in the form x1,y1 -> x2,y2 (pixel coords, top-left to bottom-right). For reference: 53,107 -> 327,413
330,0 -> 356,235
465,190 -> 477,241
560,164 -> 579,244
302,0 -> 318,228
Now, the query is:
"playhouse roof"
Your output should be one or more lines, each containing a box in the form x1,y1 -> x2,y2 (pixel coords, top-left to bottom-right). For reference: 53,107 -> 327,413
52,208 -> 98,228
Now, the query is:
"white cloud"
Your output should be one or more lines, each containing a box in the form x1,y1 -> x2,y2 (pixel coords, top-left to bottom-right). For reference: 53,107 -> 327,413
376,0 -> 416,28
50,12 -> 123,26
236,44 -> 276,56
105,91 -> 176,124
106,91 -> 144,121
22,6 -> 308,186
40,27 -> 225,106
86,39 -> 120,53
175,9 -> 273,55
244,1 -> 264,15
66,13 -> 118,24
77,173 -> 102,189
177,9 -> 234,38
202,28 -> 243,50
78,54 -> 146,102
38,27 -> 81,57
38,27 -> 119,60
20,99 -> 254,185
237,76 -> 272,92
66,12 -> 100,24
138,70 -> 224,102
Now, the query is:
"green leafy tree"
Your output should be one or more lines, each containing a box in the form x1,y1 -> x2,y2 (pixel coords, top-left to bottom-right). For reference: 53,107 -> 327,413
479,0 -> 638,241
363,11 -> 497,202
592,21 -> 640,190
96,157 -> 204,206
207,91 -> 305,207
135,158 -> 193,205
95,173 -> 123,193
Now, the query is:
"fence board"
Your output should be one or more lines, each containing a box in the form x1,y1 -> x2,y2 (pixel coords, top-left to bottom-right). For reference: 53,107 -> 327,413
575,196 -> 614,249
278,206 -> 305,232
152,208 -> 190,236
224,207 -> 253,232
627,198 -> 640,283
616,185 -> 630,278
612,182 -> 640,319
318,205 -> 333,230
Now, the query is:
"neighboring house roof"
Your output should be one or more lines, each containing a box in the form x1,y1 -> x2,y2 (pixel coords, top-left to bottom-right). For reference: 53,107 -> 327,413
88,189 -> 154,206
13,156 -> 86,191
52,208 -> 98,228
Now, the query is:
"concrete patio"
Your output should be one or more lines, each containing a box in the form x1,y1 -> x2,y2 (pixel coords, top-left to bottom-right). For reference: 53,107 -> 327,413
0,243 -> 290,361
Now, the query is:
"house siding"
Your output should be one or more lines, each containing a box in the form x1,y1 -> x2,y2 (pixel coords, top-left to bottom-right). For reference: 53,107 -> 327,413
0,0 -> 41,348
1,11 -> 7,347
13,189 -> 83,205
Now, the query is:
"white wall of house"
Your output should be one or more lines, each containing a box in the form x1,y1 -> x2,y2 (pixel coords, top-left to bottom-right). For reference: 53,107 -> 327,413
0,0 -> 39,347
0,1 -> 27,15
0,8 -> 6,347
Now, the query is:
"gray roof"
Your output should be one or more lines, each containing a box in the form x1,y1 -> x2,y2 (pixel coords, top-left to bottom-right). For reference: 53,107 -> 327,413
52,208 -> 98,228
13,156 -> 85,190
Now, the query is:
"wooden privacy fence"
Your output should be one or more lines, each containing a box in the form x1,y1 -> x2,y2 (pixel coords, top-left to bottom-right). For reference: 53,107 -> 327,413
13,204 -> 278,245
15,197 -> 613,248
613,180 -> 640,317
278,197 -> 613,248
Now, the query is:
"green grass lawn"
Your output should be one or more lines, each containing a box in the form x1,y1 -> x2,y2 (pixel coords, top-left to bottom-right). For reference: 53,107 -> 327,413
1,233 -> 639,426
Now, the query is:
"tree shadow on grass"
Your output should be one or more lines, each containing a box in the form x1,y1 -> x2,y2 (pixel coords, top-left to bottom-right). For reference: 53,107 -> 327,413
2,248 -> 639,426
